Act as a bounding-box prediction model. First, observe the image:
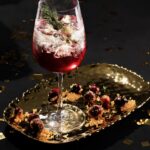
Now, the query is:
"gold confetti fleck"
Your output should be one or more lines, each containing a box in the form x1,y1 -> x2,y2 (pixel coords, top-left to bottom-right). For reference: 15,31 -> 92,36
122,138 -> 133,145
136,119 -> 144,125
146,51 -> 150,55
0,132 -> 6,140
141,141 -> 150,147
144,61 -> 150,66
30,73 -> 44,81
136,119 -> 150,126
0,85 -> 5,93
0,118 -> 4,122
144,119 -> 150,126
147,110 -> 150,116
4,80 -> 10,83
63,134 -> 69,139
32,109 -> 38,113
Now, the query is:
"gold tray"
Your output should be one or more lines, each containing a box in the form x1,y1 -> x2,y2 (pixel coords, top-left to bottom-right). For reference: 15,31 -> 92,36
3,63 -> 150,144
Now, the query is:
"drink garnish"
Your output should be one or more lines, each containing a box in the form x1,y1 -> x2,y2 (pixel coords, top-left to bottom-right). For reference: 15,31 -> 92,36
42,5 -> 63,30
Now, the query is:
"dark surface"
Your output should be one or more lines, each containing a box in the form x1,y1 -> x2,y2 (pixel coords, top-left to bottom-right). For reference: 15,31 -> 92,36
0,0 -> 150,149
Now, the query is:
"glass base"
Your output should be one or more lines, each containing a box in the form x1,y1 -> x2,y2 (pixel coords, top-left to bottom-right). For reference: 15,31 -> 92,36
40,104 -> 86,134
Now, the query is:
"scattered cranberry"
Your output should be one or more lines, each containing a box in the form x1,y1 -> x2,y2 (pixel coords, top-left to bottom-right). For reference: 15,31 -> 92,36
28,113 -> 39,122
70,83 -> 83,94
89,84 -> 100,95
30,118 -> 44,134
84,91 -> 96,105
101,95 -> 111,109
15,107 -> 23,116
89,105 -> 102,118
115,95 -> 128,108
101,95 -> 110,103
48,88 -> 60,103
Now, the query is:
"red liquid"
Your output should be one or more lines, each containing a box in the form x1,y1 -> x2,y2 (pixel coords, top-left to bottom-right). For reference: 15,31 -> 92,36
32,42 -> 86,72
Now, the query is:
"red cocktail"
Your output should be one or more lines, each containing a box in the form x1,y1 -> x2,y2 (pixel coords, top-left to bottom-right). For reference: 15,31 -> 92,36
32,0 -> 86,134
33,15 -> 86,72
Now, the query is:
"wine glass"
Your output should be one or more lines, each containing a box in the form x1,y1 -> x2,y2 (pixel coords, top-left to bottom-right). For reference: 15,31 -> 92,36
32,0 -> 86,133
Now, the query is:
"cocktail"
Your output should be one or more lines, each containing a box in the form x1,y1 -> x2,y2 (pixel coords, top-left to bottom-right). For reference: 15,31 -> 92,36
32,0 -> 86,133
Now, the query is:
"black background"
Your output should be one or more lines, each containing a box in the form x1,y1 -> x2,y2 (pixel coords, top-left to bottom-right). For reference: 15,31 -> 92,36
0,0 -> 150,149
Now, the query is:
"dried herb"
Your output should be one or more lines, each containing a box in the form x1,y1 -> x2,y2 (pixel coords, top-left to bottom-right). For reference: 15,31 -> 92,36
42,5 -> 62,30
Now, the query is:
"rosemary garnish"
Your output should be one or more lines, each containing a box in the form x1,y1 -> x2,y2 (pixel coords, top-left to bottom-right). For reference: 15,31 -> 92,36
42,5 -> 63,30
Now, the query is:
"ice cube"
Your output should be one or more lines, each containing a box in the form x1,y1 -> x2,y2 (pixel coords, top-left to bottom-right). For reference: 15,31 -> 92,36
61,15 -> 71,24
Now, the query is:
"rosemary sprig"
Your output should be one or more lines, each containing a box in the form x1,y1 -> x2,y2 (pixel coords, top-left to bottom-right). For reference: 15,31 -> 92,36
42,5 -> 63,30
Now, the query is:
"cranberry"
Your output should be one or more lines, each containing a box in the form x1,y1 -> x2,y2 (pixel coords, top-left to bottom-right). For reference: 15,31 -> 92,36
84,91 -> 96,104
15,107 -> 23,116
48,88 -> 60,102
89,105 -> 102,118
101,95 -> 111,109
89,84 -> 100,95
30,118 -> 44,134
102,102 -> 110,109
28,113 -> 39,122
70,83 -> 83,94
115,96 -> 128,108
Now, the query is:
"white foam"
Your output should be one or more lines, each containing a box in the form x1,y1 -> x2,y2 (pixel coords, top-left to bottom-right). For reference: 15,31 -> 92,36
33,17 -> 85,58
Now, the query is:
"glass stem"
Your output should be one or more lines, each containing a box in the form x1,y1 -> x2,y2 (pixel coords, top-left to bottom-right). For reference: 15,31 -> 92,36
57,72 -> 64,109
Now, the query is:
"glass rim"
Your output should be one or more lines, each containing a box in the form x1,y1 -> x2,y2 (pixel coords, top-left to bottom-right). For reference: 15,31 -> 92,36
57,0 -> 79,13
39,0 -> 80,13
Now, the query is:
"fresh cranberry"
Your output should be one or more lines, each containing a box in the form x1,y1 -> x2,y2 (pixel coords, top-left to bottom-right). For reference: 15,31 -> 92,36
89,84 -> 100,95
84,91 -> 96,104
15,107 -> 23,116
30,118 -> 44,134
101,95 -> 111,109
28,113 -> 39,122
115,96 -> 128,108
101,95 -> 111,103
89,105 -> 102,118
48,88 -> 60,102
70,83 -> 83,94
